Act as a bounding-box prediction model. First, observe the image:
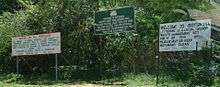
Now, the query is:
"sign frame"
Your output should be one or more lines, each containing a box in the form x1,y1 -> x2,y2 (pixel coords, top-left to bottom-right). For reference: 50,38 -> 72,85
159,19 -> 211,52
12,32 -> 61,81
12,32 -> 61,56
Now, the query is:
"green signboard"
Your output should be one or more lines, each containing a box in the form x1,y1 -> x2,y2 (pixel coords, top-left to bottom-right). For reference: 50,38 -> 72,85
95,6 -> 134,35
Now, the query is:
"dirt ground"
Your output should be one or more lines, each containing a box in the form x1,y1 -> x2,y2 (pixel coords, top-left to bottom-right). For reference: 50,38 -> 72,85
50,84 -> 155,87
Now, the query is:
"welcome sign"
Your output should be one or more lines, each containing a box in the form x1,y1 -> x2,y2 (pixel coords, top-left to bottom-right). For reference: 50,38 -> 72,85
12,32 -> 61,56
159,19 -> 211,52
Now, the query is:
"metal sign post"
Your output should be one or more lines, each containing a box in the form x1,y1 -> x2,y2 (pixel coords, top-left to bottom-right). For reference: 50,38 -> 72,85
156,55 -> 159,86
16,57 -> 19,75
55,54 -> 58,81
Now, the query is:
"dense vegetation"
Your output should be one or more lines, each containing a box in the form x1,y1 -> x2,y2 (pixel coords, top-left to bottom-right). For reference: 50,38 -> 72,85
0,0 -> 219,86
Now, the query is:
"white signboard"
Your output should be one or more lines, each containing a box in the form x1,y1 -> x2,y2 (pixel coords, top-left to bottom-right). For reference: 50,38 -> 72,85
12,32 -> 61,56
159,19 -> 211,52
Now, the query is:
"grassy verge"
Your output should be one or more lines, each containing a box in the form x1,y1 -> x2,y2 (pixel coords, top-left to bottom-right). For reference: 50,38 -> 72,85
0,73 -> 220,87
213,77 -> 220,87
94,73 -> 188,87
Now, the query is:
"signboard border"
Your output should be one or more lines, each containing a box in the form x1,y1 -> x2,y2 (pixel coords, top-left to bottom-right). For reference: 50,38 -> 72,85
11,32 -> 61,56
94,6 -> 135,35
159,19 -> 212,52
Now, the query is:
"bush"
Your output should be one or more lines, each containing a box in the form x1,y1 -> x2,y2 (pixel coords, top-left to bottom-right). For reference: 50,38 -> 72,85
0,12 -> 30,72
0,73 -> 23,83
190,66 -> 214,86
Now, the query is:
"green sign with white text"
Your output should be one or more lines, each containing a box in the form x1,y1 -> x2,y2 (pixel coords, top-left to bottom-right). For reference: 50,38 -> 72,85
95,7 -> 134,35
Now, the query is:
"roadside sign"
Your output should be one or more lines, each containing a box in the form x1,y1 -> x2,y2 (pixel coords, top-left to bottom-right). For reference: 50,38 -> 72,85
159,19 -> 211,52
12,32 -> 61,56
95,6 -> 134,35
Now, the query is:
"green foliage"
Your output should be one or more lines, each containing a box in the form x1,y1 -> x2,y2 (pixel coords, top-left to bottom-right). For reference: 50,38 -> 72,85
161,56 -> 192,81
160,47 -> 219,86
190,66 -> 214,86
0,0 -> 218,86
0,11 -> 30,72
0,0 -> 22,14
0,73 -> 23,83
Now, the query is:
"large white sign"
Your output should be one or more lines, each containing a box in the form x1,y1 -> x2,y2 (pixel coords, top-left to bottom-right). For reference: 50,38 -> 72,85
12,32 -> 61,56
159,19 -> 211,52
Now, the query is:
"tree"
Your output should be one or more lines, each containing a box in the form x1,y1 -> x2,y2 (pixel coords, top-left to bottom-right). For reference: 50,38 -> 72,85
0,0 -> 22,14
